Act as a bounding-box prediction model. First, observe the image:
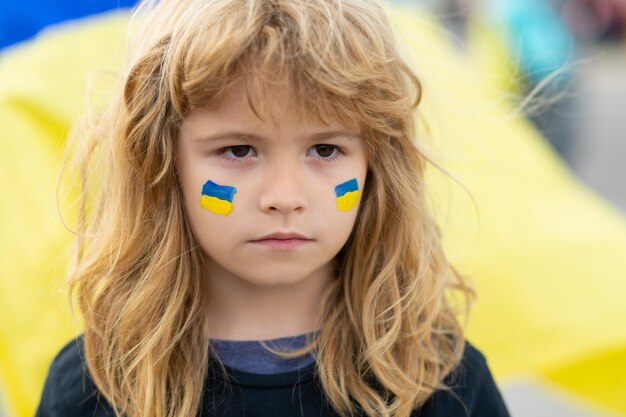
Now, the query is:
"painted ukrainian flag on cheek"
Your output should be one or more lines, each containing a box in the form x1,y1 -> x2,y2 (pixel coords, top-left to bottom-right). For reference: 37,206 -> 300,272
335,178 -> 360,211
200,180 -> 237,216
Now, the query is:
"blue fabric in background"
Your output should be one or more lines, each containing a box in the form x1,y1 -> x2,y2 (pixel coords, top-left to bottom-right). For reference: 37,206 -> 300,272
504,0 -> 575,88
0,0 -> 137,49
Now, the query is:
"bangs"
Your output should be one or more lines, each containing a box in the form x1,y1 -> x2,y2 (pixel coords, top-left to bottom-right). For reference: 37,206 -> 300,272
152,0 -> 417,132
185,63 -> 362,130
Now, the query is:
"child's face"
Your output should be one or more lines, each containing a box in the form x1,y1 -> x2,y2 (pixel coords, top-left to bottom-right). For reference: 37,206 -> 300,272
176,79 -> 368,289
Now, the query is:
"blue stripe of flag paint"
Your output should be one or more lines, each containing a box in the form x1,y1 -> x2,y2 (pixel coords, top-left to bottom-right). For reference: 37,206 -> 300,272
202,180 -> 237,202
335,178 -> 358,197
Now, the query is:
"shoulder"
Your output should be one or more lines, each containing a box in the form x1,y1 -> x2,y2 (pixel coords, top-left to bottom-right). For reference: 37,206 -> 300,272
451,340 -> 491,387
414,340 -> 511,417
35,335 -> 114,417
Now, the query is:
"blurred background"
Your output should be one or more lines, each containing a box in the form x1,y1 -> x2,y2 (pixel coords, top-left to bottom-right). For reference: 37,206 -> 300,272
1,1 -> 625,416
406,0 -> 626,214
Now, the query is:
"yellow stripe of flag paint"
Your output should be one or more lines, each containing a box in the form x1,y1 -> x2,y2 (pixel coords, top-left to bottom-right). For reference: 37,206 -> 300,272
200,195 -> 234,216
336,190 -> 360,211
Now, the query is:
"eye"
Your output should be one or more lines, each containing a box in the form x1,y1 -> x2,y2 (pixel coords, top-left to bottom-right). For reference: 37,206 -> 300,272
218,145 -> 256,162
217,144 -> 344,163
310,144 -> 343,161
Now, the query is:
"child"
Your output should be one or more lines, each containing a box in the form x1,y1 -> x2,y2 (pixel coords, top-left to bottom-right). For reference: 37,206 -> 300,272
36,0 -> 511,416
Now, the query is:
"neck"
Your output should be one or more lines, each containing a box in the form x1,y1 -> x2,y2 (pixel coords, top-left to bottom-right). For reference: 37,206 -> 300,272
203,260 -> 334,341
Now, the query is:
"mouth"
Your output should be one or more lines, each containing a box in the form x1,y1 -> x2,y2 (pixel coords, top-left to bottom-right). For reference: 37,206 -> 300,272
253,231 -> 311,240
249,238 -> 313,250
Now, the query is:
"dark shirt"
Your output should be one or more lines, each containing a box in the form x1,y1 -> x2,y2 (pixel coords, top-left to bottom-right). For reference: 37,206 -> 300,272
35,335 -> 510,417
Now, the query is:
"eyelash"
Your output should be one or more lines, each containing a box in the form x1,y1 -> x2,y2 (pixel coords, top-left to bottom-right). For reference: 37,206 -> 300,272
216,144 -> 345,164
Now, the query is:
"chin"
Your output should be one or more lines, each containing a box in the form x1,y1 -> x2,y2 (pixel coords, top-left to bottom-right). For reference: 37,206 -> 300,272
239,265 -> 318,288
246,277 -> 305,288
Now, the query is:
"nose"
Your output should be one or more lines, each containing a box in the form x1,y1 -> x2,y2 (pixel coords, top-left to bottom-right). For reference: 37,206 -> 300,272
258,161 -> 306,215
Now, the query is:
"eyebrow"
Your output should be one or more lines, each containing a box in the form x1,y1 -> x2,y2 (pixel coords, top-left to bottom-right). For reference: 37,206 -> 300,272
194,130 -> 360,144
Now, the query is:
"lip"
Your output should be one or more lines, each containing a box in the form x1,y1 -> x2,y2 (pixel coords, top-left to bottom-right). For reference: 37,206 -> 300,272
250,238 -> 312,249
253,232 -> 311,241
250,232 -> 313,250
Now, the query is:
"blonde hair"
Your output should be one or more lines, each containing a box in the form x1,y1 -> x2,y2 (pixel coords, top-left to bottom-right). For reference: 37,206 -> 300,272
63,0 -> 475,416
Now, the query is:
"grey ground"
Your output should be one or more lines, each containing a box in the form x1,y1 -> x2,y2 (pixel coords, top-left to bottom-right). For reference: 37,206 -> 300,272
569,46 -> 626,214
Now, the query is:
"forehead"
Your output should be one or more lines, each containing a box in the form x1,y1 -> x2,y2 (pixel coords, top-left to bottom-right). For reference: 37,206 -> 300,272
186,76 -> 357,133
180,81 -> 360,143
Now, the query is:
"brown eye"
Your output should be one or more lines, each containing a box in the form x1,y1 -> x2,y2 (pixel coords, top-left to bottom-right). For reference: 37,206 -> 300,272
229,145 -> 252,158
314,144 -> 336,158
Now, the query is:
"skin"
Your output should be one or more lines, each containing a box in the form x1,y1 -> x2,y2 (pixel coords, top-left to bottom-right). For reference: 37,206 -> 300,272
176,79 -> 368,341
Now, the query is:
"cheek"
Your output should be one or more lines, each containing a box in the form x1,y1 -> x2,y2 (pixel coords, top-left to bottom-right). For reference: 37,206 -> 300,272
182,177 -> 240,243
334,177 -> 360,212
199,179 -> 238,216
318,177 -> 363,238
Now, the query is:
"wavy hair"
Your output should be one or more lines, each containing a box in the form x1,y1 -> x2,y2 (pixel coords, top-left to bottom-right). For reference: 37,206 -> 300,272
62,0 -> 475,416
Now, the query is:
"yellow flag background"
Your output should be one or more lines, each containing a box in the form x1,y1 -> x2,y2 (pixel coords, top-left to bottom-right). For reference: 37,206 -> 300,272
1,5 -> 624,417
